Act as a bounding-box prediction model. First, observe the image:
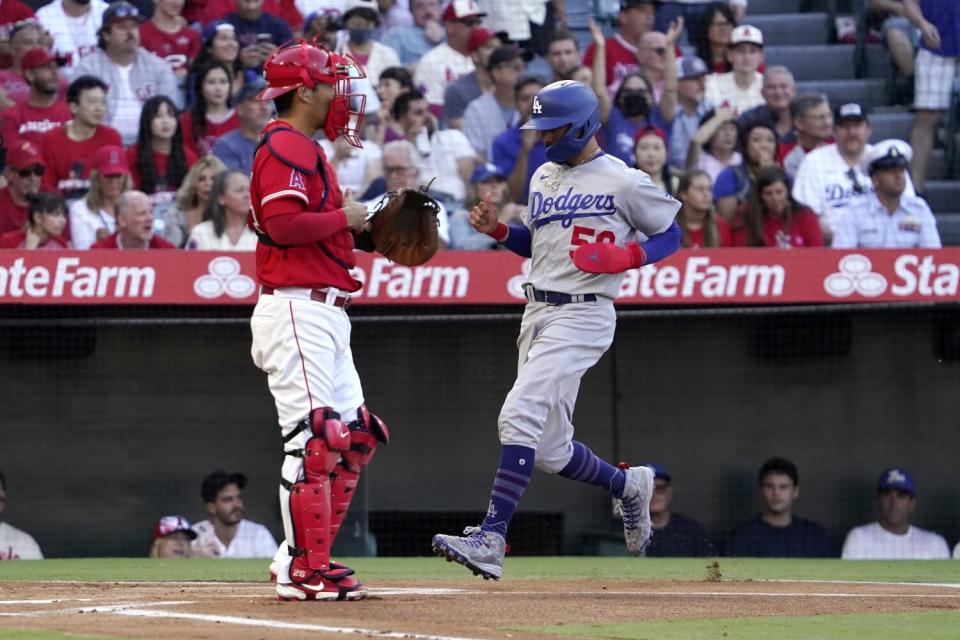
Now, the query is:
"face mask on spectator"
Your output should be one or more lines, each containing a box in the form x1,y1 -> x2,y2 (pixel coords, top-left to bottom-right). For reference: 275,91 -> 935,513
349,28 -> 374,45
620,90 -> 649,118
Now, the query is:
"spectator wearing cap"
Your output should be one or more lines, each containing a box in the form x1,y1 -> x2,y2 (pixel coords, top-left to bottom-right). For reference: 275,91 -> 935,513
733,166 -> 823,247
0,140 -> 45,234
0,470 -> 43,560
644,464 -> 713,557
600,71 -> 670,166
0,21 -> 69,108
149,515 -> 198,558
449,161 -> 522,249
777,92 -> 832,180
675,170 -> 732,247
668,55 -> 712,169
36,0 -> 109,69
583,0 -> 656,92
191,470 -> 277,559
738,65 -> 796,141
0,48 -> 71,146
0,0 -> 34,34
384,0 -> 444,65
443,27 -> 501,130
69,144 -> 133,248
545,27 -> 581,82
904,0 -> 959,193
793,103 -> 917,243
188,21 -> 253,105
842,468 -> 950,559
832,141 -> 941,248
89,190 -> 176,249
713,118 -> 778,220
704,24 -> 764,115
0,191 -> 68,249
728,457 -> 833,558
71,2 -> 180,146
414,0 -> 484,117
227,0 -> 293,72
129,95 -> 198,211
301,9 -> 340,51
212,82 -> 270,175
463,45 -> 524,160
139,0 -> 201,84
492,75 -> 546,203
634,125 -> 676,194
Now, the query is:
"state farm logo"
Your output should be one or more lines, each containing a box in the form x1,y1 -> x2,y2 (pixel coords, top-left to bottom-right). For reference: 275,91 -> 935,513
508,259 -> 532,299
193,256 -> 256,299
824,254 -> 887,298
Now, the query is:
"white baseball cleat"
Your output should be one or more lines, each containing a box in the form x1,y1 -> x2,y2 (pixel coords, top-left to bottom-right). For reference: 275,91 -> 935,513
432,526 -> 505,580
614,465 -> 655,554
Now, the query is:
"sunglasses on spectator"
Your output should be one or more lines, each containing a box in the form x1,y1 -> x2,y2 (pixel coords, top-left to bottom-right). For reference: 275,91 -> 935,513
18,165 -> 44,177
459,18 -> 482,26
846,168 -> 864,194
384,165 -> 414,175
646,46 -> 666,56
108,4 -> 140,19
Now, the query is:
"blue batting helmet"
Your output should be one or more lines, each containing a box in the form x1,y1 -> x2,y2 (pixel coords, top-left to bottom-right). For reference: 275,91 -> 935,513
521,80 -> 600,164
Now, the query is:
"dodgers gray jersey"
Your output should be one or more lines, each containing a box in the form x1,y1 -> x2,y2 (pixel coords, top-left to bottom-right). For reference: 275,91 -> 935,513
522,154 -> 680,298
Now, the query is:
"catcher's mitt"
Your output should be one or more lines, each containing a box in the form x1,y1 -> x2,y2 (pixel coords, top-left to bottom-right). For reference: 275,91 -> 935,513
369,183 -> 441,266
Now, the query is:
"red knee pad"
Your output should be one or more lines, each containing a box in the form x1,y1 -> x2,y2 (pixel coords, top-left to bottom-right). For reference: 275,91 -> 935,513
341,404 -> 390,471
303,407 -> 350,482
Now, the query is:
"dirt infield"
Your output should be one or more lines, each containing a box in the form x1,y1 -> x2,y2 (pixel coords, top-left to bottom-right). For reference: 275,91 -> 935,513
2,578 -> 959,639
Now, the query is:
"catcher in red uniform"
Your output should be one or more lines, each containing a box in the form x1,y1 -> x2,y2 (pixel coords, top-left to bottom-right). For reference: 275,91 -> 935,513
248,39 -> 390,602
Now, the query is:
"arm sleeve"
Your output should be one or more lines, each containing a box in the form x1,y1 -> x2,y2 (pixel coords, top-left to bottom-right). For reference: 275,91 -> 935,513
261,200 -> 348,245
638,221 -> 681,264
500,224 -> 532,258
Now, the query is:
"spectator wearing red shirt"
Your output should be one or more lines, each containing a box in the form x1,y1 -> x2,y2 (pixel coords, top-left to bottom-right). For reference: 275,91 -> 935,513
128,95 -> 198,209
0,139 -> 44,233
181,61 -> 239,156
69,144 -> 133,249
733,166 -> 824,248
0,48 -> 71,145
0,191 -> 69,249
583,0 -> 655,92
139,0 -> 201,83
692,2 -> 737,74
675,169 -> 731,248
40,75 -> 122,199
89,190 -> 175,249
0,20 -> 68,107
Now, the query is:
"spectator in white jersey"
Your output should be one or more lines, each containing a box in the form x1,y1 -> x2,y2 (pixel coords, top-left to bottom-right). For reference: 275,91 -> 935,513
704,24 -> 764,115
191,470 -> 278,558
413,0 -> 484,117
71,2 -> 180,146
36,0 -> 109,70
0,470 -> 43,560
832,140 -> 941,249
842,468 -> 950,559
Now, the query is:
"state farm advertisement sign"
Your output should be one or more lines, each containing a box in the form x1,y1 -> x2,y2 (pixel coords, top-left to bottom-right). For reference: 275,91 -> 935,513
0,249 -> 957,305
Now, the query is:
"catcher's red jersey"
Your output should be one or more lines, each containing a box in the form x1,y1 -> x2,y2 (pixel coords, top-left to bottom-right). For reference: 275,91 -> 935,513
249,120 -> 361,292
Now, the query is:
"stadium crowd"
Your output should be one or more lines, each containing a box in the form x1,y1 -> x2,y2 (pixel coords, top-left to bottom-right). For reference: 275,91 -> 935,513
0,0 -> 952,251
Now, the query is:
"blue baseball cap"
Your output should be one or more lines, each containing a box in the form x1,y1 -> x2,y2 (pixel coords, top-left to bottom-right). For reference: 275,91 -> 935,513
470,162 -> 507,184
646,463 -> 671,483
877,468 -> 915,496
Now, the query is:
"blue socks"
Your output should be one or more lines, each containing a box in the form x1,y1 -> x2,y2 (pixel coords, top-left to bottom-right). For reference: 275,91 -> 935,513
480,445 -> 535,537
558,440 -> 626,498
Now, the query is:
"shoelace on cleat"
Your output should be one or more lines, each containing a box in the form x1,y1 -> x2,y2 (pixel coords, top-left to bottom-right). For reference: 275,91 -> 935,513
620,494 -> 641,530
460,526 -> 488,549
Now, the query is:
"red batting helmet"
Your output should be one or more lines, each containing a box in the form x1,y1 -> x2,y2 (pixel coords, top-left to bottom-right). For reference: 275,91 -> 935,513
257,39 -> 367,147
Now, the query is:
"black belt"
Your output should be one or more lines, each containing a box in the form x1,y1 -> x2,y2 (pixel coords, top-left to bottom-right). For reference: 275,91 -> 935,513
523,284 -> 597,305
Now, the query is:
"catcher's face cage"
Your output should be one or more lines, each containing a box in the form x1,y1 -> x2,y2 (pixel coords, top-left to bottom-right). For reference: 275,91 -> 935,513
325,52 -> 366,149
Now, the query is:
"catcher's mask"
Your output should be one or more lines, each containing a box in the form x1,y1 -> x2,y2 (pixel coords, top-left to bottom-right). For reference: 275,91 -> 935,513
258,39 -> 367,148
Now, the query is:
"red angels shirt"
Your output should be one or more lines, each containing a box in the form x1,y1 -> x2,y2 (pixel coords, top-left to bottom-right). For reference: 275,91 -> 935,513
89,231 -> 176,249
584,34 -> 639,91
249,120 -> 360,292
181,110 -> 240,157
685,217 -> 733,248
0,186 -> 28,234
732,208 -> 824,248
1,101 -> 71,145
139,21 -> 201,76
203,0 -> 281,22
0,229 -> 69,249
39,123 -> 123,198
127,143 -> 199,193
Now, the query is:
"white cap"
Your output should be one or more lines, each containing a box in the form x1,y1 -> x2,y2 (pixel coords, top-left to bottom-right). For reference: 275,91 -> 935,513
861,139 -> 913,175
730,24 -> 763,47
343,0 -> 380,20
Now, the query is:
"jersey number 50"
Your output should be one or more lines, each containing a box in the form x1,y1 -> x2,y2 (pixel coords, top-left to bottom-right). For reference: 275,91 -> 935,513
569,225 -> 615,258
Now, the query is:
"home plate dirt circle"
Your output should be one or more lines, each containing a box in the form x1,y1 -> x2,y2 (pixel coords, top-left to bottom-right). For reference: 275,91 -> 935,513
1,579 -> 959,640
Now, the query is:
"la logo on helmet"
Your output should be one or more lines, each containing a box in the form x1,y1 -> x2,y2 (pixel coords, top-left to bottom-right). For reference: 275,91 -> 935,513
532,97 -> 542,114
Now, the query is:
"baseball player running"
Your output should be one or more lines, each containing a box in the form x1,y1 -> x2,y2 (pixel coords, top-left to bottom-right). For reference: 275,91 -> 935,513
248,40 -> 389,601
432,81 -> 681,580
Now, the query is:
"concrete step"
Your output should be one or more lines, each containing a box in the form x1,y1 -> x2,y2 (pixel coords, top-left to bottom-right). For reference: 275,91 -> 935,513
745,13 -> 830,46
935,213 -> 960,246
796,78 -> 887,111
765,44 -> 889,81
749,0 -> 806,14
869,112 -> 914,142
923,181 -> 960,212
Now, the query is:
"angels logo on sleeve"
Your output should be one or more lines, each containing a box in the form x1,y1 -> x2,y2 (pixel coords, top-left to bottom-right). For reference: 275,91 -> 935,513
289,168 -> 307,191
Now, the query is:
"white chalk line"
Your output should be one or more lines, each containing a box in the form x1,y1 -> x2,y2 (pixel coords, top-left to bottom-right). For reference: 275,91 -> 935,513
761,579 -> 960,590
0,601 -> 194,618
